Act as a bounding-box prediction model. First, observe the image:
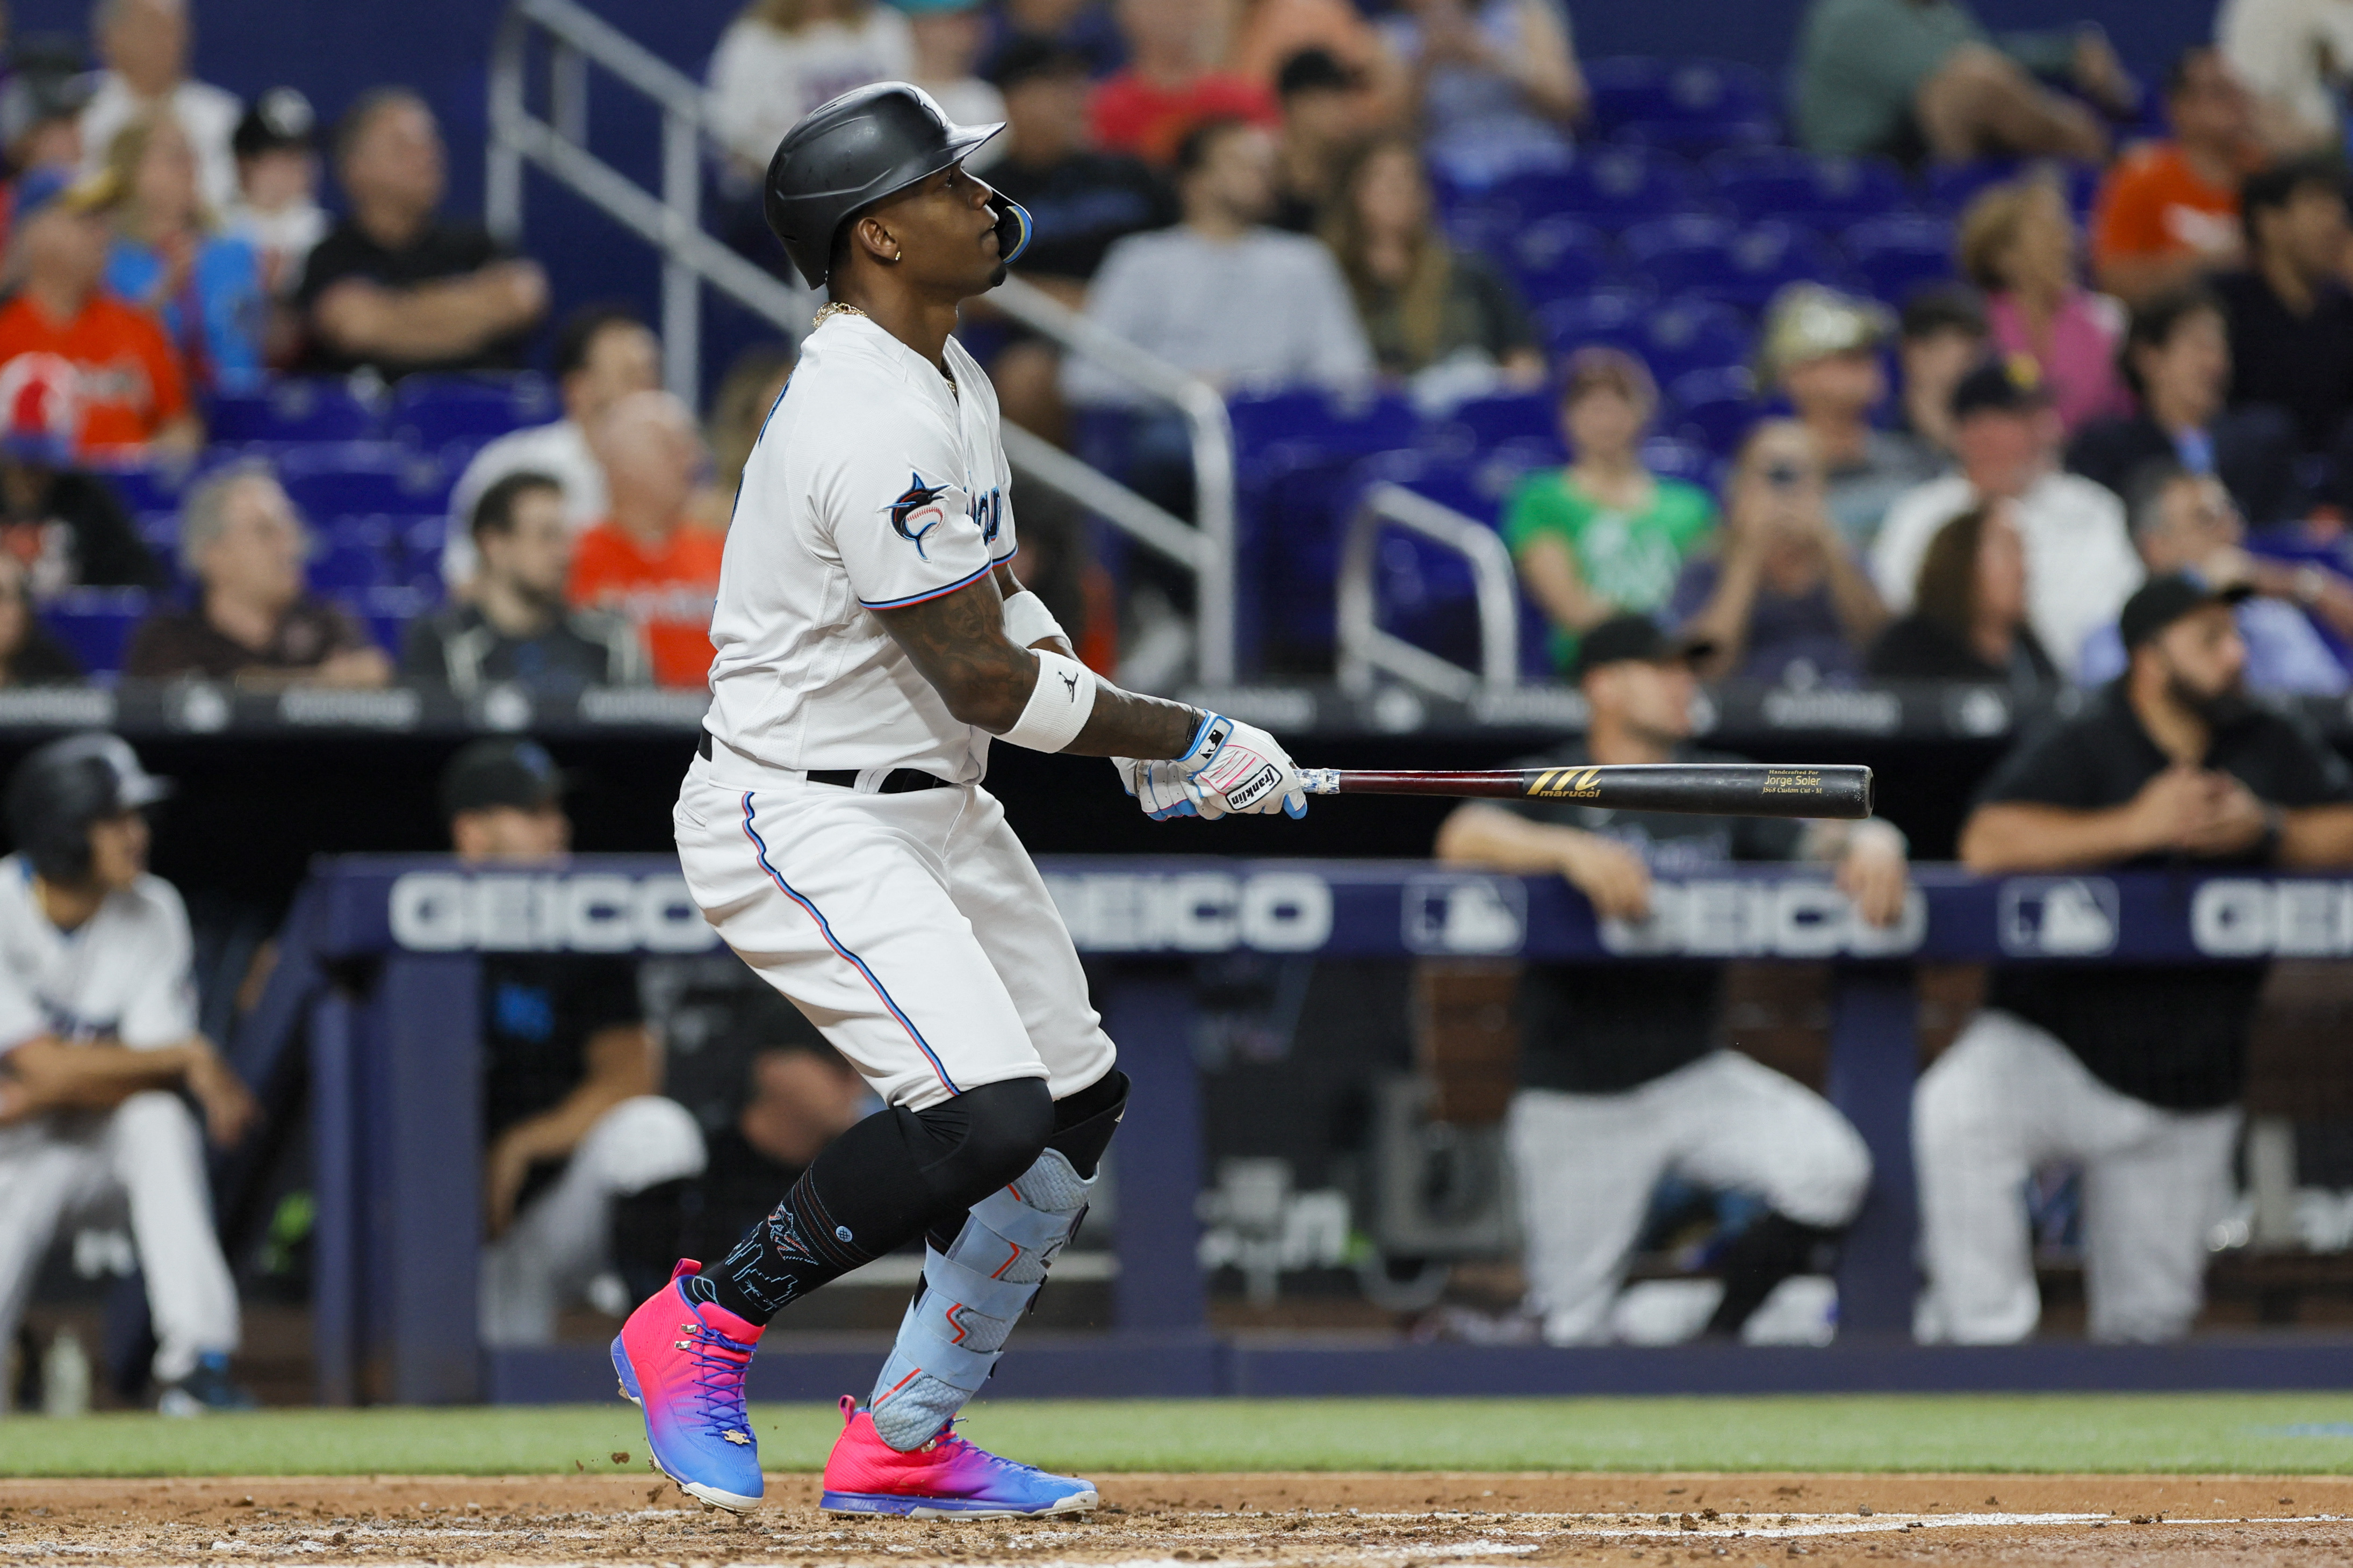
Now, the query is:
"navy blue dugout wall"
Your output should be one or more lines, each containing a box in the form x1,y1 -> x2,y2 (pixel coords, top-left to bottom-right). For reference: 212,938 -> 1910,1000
6,0 -> 2220,401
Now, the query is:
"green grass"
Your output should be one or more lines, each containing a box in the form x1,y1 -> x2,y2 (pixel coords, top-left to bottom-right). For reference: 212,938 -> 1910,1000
10,1394 -> 2353,1477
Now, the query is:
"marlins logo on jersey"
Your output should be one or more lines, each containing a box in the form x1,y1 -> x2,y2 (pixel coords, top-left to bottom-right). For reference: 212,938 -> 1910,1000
887,474 -> 953,558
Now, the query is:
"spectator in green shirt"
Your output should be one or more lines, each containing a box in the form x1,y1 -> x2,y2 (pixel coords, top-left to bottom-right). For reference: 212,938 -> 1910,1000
1504,348 -> 1719,673
1793,0 -> 2138,165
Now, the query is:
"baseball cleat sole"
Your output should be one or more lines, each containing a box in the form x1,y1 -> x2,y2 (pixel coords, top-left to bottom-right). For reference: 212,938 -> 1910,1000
818,1489 -> 1098,1519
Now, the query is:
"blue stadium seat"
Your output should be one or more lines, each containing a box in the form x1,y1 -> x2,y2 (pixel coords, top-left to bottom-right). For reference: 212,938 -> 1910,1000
1542,147 -> 1709,228
41,587 -> 149,674
1625,217 -> 1851,314
205,379 -> 381,444
1586,57 -> 1778,146
1640,433 -> 1722,490
1508,215 -> 1618,304
1923,158 -> 2100,222
387,374 -> 559,450
1842,214 -> 1959,304
1664,365 -> 1760,454
276,442 -> 451,521
1633,297 -> 1754,385
1439,199 -> 1523,261
338,586 -> 431,654
1537,286 -> 1654,357
309,515 -> 398,594
1426,392 -> 1559,453
1707,148 -> 1910,232
93,461 -> 193,517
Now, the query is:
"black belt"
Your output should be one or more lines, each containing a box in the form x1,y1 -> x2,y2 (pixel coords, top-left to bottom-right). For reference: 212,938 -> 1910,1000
698,729 -> 951,793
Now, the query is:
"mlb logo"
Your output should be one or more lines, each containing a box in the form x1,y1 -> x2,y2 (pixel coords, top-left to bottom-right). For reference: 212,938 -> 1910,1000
1402,876 -> 1527,956
1997,877 -> 2120,957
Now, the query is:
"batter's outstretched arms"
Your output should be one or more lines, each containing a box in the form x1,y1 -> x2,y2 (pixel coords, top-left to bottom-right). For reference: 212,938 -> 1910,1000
872,562 -> 1308,818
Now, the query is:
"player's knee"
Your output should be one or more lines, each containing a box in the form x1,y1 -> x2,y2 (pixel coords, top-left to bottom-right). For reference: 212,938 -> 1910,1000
113,1089 -> 200,1148
912,1076 -> 1054,1209
581,1095 -> 707,1194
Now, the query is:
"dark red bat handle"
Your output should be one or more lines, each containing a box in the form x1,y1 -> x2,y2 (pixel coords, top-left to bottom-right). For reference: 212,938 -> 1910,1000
1296,764 -> 1874,820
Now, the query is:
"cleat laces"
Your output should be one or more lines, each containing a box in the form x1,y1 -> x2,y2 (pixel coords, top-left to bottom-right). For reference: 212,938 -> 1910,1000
922,1420 -> 1049,1479
679,1318 -> 756,1442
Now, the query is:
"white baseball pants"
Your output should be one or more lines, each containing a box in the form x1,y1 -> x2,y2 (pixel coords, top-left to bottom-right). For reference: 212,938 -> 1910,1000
1913,1008 -> 2240,1344
478,1094 -> 706,1347
0,1092 -> 239,1384
674,761 -> 1117,1114
1507,1051 -> 1873,1345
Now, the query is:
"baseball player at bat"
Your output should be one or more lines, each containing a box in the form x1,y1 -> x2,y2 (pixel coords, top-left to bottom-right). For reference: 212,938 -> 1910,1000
617,84 -> 1313,1518
1434,615 -> 1909,1345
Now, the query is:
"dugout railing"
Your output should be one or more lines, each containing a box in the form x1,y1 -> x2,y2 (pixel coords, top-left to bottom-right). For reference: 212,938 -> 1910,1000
245,854 -> 2353,1405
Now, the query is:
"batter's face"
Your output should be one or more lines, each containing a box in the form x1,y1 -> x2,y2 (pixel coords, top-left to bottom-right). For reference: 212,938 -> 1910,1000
861,161 -> 1009,298
85,811 -> 149,892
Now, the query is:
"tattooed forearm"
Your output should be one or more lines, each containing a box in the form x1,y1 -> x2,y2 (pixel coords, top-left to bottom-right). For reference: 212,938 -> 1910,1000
873,576 -> 1199,758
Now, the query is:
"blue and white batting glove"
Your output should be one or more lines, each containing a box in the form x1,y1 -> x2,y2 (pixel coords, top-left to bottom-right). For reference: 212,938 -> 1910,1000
1171,711 -> 1308,819
1113,756 -> 1202,819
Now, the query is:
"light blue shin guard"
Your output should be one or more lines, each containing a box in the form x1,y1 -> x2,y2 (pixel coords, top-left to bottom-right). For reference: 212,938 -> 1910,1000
867,1148 -> 1092,1450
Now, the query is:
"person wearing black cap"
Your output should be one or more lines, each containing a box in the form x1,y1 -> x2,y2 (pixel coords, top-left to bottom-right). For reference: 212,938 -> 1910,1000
445,739 -> 706,1349
1924,573 -> 2353,1345
1873,354 -> 2142,674
0,733 -> 257,1413
1435,613 -> 1908,1347
1269,47 -> 1359,234
222,87 -> 326,298
981,38 -> 1174,285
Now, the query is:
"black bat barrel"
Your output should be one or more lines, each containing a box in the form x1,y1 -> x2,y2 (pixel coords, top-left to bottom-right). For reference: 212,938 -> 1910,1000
1519,763 -> 1873,820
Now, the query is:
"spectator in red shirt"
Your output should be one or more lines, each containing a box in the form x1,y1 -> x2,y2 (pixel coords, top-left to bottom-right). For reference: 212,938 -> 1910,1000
2091,47 -> 2266,308
569,392 -> 725,689
1089,0 -> 1279,167
0,166 -> 199,460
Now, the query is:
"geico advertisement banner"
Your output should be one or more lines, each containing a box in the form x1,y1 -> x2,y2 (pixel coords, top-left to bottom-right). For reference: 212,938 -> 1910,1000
2191,879 -> 2353,957
388,871 -> 719,952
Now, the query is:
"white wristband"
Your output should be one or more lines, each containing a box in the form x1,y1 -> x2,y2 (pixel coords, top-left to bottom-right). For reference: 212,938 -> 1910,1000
1002,589 -> 1067,648
1001,649 -> 1097,753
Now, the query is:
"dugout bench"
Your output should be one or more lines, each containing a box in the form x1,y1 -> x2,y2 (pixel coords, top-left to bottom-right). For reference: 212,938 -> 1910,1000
258,855 -> 2353,1404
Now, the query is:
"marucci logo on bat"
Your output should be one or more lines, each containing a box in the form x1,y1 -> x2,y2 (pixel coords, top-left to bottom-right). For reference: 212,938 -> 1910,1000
1526,767 -> 1602,798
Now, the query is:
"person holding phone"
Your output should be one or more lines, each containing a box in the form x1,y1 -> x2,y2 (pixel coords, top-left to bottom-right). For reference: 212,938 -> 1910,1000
1670,420 -> 1890,685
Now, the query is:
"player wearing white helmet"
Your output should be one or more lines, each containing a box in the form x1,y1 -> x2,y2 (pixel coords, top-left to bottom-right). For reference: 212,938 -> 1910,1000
610,81 -> 1308,1519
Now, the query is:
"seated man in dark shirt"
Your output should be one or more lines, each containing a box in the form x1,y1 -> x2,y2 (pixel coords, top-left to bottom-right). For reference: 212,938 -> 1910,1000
976,37 -> 1175,442
1435,614 -> 1910,1346
1925,574 -> 2353,1344
296,88 -> 548,379
2210,154 -> 2353,501
122,459 -> 392,687
402,472 -> 649,697
448,739 -> 707,1345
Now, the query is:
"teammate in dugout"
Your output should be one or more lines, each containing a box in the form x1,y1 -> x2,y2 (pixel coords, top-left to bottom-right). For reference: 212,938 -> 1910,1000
612,83 -> 1314,1518
1435,615 -> 1910,1346
1922,572 -> 2353,1343
0,734 -> 259,1413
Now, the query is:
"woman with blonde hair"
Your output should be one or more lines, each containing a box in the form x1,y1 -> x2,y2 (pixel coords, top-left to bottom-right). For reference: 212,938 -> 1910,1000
1672,419 -> 1888,684
1958,169 -> 2130,435
1320,134 -> 1542,387
101,112 -> 270,389
705,0 -> 915,179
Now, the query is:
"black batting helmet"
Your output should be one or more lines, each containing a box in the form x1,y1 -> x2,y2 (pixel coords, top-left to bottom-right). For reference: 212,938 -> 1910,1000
764,82 -> 1031,291
5,733 -> 171,883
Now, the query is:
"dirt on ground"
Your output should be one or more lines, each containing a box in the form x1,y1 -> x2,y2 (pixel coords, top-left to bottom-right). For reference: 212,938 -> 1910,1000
3,1473 -> 2350,1568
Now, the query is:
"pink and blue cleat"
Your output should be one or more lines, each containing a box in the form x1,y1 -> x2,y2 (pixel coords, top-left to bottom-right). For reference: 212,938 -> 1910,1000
612,1261 -> 765,1512
820,1396 -> 1099,1518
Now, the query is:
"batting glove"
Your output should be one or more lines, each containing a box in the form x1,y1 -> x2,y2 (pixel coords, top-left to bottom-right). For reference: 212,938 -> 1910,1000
1114,755 -> 1203,819
1171,711 -> 1308,819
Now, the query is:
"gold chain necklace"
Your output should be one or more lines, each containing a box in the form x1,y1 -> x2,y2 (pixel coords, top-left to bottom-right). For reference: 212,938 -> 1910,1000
815,300 -> 956,398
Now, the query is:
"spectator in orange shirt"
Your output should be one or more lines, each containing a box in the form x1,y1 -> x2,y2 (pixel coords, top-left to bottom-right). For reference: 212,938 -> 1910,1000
1090,0 -> 1279,167
0,166 -> 199,460
2091,47 -> 2266,307
1226,0 -> 1406,124
569,391 -> 724,689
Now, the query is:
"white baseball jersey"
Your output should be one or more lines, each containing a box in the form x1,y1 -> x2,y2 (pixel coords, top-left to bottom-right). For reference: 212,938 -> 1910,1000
703,312 -> 1017,787
0,855 -> 196,1053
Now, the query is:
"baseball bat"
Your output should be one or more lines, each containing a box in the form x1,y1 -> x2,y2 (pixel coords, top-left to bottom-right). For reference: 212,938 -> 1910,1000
1294,763 -> 1873,820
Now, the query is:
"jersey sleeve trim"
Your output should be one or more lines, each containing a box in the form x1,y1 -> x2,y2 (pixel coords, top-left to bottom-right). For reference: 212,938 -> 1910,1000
858,560 -> 994,611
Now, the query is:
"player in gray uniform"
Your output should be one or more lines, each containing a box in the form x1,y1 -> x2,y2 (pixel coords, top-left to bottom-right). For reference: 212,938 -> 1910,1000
0,734 -> 257,1413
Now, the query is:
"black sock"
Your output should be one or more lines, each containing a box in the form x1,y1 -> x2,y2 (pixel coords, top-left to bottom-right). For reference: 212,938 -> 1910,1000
709,1078 -> 1053,1326
1703,1212 -> 1844,1338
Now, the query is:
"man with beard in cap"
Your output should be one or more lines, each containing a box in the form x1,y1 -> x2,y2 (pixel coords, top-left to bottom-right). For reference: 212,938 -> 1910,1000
1922,573 -> 2353,1346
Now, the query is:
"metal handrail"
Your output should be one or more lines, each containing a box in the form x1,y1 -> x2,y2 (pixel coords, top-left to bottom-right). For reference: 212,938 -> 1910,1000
485,0 -> 1237,681
1336,482 -> 1521,701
